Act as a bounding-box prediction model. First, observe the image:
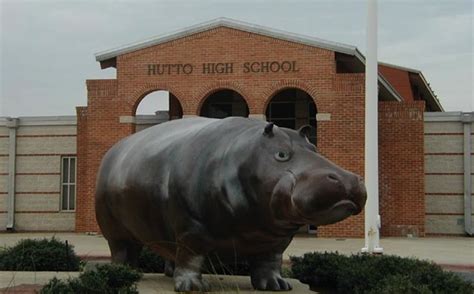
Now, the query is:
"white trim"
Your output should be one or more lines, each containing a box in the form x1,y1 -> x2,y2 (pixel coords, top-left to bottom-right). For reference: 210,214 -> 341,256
95,17 -> 357,62
249,114 -> 266,120
379,61 -> 421,74
463,116 -> 472,235
119,116 -> 136,124
6,118 -> 18,230
417,73 -> 444,111
316,113 -> 331,121
135,115 -> 169,125
424,112 -> 464,122
0,116 -> 77,127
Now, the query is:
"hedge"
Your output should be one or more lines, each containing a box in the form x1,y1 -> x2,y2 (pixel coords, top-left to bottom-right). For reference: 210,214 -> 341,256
41,263 -> 142,294
0,237 -> 80,271
291,252 -> 473,294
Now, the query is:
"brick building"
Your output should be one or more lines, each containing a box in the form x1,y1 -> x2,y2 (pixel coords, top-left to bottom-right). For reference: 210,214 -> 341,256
2,18 -> 472,237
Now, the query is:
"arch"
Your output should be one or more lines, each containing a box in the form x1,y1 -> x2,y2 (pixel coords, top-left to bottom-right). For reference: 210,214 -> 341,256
265,87 -> 318,144
261,80 -> 319,112
199,89 -> 249,118
195,81 -> 252,115
132,88 -> 184,133
134,89 -> 183,117
128,83 -> 187,115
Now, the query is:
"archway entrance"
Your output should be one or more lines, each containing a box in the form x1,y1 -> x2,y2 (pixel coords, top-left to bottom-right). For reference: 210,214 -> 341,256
134,90 -> 183,132
265,88 -> 317,144
200,89 -> 249,118
266,88 -> 318,235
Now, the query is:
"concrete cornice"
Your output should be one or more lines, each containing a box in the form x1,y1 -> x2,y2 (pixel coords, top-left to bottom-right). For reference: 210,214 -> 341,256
424,112 -> 466,122
0,116 -> 77,126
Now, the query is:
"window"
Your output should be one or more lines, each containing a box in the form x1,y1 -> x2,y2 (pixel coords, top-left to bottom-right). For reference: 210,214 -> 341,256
265,89 -> 317,145
61,156 -> 76,211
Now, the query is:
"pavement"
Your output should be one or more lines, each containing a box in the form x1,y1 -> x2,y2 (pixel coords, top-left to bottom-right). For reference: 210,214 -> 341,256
0,232 -> 473,292
0,272 -> 311,293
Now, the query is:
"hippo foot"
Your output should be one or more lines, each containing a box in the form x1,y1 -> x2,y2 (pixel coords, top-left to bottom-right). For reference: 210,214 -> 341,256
174,274 -> 210,292
251,274 -> 292,291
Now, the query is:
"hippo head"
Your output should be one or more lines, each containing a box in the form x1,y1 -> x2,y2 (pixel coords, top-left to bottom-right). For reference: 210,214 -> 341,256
254,123 -> 367,227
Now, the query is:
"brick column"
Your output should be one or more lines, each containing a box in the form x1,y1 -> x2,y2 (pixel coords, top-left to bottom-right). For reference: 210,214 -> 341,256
379,101 -> 425,237
75,106 -> 88,232
76,79 -> 130,233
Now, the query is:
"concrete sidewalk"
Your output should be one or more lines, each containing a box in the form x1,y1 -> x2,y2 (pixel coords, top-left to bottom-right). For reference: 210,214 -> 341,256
1,233 -> 473,268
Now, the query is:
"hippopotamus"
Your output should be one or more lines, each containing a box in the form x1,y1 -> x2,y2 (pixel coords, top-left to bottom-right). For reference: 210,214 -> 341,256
96,117 -> 367,292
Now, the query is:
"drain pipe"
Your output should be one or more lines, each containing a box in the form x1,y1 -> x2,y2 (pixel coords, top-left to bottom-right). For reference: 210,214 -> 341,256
6,117 -> 18,231
462,112 -> 473,236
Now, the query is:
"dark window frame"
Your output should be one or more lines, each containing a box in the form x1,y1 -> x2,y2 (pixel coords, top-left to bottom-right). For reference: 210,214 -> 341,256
60,156 -> 76,211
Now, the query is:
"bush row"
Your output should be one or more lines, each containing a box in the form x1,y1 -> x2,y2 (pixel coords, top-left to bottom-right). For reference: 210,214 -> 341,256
290,252 -> 473,294
0,238 -> 80,271
40,264 -> 141,294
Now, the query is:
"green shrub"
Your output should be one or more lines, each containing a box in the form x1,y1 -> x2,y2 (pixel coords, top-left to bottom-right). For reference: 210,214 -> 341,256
137,246 -> 165,273
40,277 -> 74,294
41,263 -> 142,294
290,252 -> 473,294
365,275 -> 432,294
0,237 -> 80,271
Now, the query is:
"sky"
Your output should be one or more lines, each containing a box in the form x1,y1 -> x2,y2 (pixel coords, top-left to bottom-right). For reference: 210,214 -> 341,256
0,0 -> 472,117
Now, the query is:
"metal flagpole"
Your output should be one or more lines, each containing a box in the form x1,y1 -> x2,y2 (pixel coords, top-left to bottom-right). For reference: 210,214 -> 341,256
362,0 -> 383,254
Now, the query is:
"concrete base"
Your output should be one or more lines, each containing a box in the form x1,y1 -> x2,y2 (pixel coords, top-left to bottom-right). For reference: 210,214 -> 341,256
0,272 -> 313,293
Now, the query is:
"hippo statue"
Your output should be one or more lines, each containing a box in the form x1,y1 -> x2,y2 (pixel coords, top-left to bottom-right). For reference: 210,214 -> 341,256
96,117 -> 367,292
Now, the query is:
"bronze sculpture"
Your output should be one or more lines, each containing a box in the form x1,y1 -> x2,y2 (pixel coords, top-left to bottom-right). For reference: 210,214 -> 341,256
96,117 -> 367,291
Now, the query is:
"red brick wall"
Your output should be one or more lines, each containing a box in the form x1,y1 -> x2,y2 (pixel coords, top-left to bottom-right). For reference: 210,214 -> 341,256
76,26 -> 425,237
379,101 -> 426,237
317,74 -> 365,238
379,65 -> 414,102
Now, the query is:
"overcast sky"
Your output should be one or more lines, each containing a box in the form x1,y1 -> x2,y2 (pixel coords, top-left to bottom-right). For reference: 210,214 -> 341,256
1,0 -> 472,117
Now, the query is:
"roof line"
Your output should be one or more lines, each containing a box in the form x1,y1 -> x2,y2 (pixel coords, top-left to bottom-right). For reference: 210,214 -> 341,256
379,61 -> 443,111
354,50 -> 403,102
95,17 -> 357,62
378,61 -> 421,74
418,72 -> 444,111
94,18 -> 403,102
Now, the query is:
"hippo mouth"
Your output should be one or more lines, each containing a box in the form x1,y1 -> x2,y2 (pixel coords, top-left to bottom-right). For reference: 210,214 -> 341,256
291,197 -> 362,226
332,199 -> 361,215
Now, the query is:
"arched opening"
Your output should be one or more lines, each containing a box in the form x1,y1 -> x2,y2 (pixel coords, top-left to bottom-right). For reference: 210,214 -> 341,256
265,88 -> 317,144
134,90 -> 183,132
265,88 -> 318,235
200,89 -> 249,118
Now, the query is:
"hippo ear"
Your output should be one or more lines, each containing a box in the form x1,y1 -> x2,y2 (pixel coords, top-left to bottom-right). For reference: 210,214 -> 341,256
298,125 -> 312,139
263,123 -> 274,137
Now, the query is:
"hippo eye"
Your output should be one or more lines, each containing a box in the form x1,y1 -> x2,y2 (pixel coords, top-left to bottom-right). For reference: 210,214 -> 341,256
274,151 -> 291,162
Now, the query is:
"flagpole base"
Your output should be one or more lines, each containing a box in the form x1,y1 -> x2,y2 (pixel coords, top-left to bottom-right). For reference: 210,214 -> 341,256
361,247 -> 384,254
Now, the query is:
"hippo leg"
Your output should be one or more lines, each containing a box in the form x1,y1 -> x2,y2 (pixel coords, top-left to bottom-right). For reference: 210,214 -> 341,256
108,239 -> 143,268
173,247 -> 210,292
249,253 -> 292,291
164,260 -> 175,277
